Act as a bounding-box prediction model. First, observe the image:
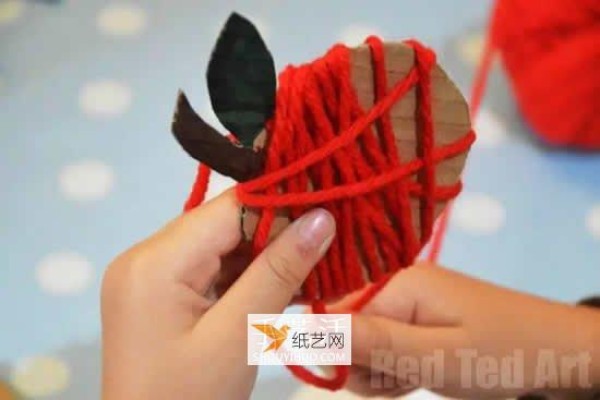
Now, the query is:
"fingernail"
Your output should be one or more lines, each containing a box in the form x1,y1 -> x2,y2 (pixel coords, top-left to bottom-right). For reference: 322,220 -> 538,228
295,208 -> 335,255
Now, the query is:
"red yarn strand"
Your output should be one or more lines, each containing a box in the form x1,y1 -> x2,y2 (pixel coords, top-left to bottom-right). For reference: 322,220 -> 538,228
183,163 -> 211,212
426,3 -> 496,263
237,139 -> 471,208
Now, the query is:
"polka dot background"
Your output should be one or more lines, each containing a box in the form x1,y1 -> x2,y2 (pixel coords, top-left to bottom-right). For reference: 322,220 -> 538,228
339,24 -> 384,46
96,4 -> 147,37
455,31 -> 485,66
1,1 -> 599,399
59,160 -> 115,201
452,192 -> 506,235
0,0 -> 24,26
10,356 -> 70,398
36,252 -> 94,296
79,80 -> 132,118
587,205 -> 600,240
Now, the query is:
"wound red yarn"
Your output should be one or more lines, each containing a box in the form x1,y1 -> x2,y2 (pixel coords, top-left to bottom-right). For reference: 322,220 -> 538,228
490,0 -> 600,150
237,38 -> 474,303
183,37 -> 475,391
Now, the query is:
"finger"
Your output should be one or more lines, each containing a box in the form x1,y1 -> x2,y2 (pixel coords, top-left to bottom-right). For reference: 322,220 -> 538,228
210,208 -> 336,316
211,241 -> 253,299
345,365 -> 413,398
352,314 -> 465,368
353,264 -> 461,327
136,189 -> 242,295
325,286 -> 371,312
326,264 -> 426,319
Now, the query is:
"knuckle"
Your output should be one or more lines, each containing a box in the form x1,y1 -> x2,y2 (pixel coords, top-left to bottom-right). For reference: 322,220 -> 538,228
263,250 -> 302,291
101,264 -> 124,310
399,261 -> 432,285
101,248 -> 145,306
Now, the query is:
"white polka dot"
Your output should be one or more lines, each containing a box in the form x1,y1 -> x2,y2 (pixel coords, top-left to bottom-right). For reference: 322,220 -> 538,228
36,252 -> 93,295
97,4 -> 147,37
339,25 -> 383,47
59,160 -> 114,201
457,31 -> 485,66
586,205 -> 600,240
79,80 -> 132,118
0,0 -> 23,25
475,108 -> 509,148
10,356 -> 70,397
452,192 -> 506,234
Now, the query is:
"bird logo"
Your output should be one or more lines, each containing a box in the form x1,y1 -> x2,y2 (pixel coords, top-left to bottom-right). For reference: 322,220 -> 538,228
252,324 -> 291,352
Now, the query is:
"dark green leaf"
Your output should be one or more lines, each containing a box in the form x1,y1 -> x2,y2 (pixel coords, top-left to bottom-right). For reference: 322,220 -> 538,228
207,12 -> 276,147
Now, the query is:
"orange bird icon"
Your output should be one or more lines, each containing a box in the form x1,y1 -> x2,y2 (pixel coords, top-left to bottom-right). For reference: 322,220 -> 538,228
252,324 -> 291,352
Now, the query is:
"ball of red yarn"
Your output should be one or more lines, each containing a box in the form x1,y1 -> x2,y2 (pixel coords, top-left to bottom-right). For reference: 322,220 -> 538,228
488,0 -> 600,150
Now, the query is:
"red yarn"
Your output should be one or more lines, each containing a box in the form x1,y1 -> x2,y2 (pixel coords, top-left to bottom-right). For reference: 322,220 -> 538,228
184,37 -> 475,390
236,38 -> 474,301
428,0 -> 600,263
487,0 -> 600,149
426,36 -> 491,262
183,163 -> 211,212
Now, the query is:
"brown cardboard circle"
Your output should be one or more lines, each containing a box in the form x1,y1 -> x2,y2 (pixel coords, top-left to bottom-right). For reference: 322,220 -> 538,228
243,41 -> 471,247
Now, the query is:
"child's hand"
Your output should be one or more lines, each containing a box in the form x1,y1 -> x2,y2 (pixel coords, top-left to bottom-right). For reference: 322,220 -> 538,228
346,264 -> 600,399
101,190 -> 335,400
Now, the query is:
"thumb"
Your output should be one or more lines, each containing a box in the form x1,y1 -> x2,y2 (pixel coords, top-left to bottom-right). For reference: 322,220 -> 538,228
352,314 -> 465,368
212,208 -> 336,316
